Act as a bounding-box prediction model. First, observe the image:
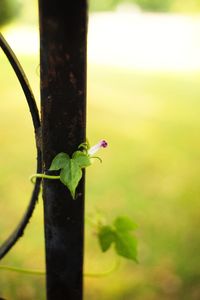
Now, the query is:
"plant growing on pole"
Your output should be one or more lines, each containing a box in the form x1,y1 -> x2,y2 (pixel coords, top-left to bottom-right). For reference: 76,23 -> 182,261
0,1 -> 138,299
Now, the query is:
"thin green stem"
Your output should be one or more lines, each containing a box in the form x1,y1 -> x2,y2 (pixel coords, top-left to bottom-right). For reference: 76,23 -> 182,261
84,258 -> 120,277
0,265 -> 45,276
0,258 -> 120,277
30,173 -> 60,183
91,156 -> 102,163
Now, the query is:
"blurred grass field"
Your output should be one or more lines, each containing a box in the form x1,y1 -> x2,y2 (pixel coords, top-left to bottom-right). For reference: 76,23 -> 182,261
1,52 -> 200,299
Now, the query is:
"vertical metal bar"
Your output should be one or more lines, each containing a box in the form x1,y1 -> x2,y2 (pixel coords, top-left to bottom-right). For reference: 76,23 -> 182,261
38,1 -> 87,299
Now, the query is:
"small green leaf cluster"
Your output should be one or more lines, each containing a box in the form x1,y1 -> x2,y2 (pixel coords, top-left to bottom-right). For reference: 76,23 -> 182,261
98,216 -> 138,262
49,151 -> 91,199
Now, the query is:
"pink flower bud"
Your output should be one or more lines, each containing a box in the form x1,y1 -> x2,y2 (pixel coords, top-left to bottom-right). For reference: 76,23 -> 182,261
88,140 -> 108,155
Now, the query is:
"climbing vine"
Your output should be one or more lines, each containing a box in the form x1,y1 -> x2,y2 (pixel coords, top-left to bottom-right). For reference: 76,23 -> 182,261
31,139 -> 138,264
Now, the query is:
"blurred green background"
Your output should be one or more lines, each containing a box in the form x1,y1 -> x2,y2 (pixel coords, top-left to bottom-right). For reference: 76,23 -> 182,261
1,0 -> 200,299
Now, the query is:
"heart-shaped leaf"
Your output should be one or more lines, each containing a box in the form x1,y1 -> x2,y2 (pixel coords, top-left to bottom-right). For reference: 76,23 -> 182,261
114,216 -> 138,232
72,151 -> 91,168
49,152 -> 70,171
60,159 -> 82,199
97,216 -> 138,262
98,225 -> 115,252
115,231 -> 138,262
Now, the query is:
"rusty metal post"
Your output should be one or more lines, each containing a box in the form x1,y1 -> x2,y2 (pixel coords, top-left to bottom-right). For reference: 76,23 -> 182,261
38,1 -> 87,299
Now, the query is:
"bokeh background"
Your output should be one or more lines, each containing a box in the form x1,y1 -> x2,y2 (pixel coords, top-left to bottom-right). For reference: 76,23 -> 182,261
1,0 -> 200,299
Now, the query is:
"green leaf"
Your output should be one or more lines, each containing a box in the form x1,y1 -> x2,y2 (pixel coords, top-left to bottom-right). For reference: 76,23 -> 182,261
98,225 -> 115,252
115,231 -> 138,262
72,151 -> 91,168
49,152 -> 70,171
114,216 -> 138,232
60,159 -> 82,199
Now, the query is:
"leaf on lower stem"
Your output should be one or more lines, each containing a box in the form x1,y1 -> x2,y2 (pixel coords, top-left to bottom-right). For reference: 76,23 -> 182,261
114,231 -> 138,262
98,225 -> 115,252
114,216 -> 138,232
97,216 -> 138,262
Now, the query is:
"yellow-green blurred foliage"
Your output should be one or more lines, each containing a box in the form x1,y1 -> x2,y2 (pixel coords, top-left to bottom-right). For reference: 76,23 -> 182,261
1,1 -> 200,299
89,0 -> 200,12
1,54 -> 200,299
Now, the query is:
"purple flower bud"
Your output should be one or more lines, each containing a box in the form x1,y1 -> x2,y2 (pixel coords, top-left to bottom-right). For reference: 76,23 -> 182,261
100,140 -> 108,148
88,140 -> 108,155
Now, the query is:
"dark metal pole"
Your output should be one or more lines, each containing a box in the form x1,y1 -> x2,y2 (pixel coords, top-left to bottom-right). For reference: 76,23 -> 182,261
38,1 -> 87,299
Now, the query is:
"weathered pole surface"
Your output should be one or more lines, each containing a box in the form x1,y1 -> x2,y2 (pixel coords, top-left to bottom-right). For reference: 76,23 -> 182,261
38,1 -> 87,299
